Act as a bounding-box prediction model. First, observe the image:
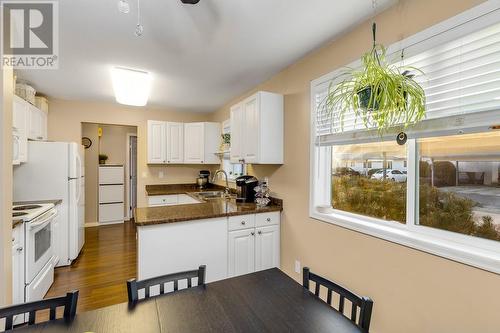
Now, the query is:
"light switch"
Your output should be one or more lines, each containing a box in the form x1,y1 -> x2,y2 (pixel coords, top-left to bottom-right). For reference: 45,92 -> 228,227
142,171 -> 147,178
159,171 -> 164,178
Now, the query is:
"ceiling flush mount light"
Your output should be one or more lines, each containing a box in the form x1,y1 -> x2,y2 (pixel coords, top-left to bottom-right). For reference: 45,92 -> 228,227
111,67 -> 152,106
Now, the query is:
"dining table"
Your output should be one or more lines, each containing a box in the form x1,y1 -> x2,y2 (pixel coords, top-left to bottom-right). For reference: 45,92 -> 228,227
14,268 -> 363,332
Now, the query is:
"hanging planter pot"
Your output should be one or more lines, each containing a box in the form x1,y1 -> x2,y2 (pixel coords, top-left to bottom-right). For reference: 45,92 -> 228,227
323,23 -> 426,134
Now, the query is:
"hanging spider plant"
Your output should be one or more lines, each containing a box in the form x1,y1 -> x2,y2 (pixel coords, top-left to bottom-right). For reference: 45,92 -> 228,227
322,23 -> 426,134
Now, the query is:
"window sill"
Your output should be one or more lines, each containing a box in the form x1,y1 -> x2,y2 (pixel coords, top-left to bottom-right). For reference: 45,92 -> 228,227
310,207 -> 500,275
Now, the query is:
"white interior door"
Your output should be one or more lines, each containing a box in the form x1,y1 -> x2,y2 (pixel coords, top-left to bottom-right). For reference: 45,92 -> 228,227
184,123 -> 204,164
166,122 -> 184,163
242,96 -> 260,163
228,229 -> 255,277
147,121 -> 166,163
255,225 -> 280,272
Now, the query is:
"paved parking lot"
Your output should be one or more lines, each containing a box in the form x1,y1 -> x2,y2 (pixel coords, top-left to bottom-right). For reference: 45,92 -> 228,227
440,186 -> 500,226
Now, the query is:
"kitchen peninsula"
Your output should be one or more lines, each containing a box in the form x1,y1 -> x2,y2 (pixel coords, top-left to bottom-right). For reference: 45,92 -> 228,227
134,184 -> 283,283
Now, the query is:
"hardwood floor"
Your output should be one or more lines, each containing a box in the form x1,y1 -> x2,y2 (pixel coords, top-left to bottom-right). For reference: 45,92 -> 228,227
45,220 -> 137,313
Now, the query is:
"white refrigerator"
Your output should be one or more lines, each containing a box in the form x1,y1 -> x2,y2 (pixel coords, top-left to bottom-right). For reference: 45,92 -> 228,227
14,141 -> 85,267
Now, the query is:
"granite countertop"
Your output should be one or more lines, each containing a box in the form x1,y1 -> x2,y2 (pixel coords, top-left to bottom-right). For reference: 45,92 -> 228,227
12,199 -> 62,228
136,184 -> 282,226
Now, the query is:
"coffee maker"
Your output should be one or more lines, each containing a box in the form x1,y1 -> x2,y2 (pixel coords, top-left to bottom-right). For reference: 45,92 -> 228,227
235,175 -> 259,203
197,170 -> 210,189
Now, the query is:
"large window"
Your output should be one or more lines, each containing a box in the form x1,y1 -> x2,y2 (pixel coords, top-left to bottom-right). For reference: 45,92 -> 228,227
310,4 -> 500,274
418,132 -> 500,242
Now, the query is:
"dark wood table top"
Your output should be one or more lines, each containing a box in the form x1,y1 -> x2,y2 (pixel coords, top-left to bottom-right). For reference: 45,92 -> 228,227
15,269 -> 362,333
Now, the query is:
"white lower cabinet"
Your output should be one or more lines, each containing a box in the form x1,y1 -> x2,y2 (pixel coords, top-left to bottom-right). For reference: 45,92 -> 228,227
136,211 -> 281,284
228,229 -> 255,277
255,225 -> 280,272
228,212 -> 280,278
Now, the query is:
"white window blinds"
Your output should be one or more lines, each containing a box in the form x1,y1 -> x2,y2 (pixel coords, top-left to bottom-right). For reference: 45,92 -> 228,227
314,19 -> 500,138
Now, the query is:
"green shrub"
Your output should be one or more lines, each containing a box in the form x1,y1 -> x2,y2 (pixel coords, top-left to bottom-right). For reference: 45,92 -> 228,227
331,176 -> 500,241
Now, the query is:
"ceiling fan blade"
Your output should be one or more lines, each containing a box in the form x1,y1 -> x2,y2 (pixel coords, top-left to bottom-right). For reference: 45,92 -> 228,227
180,0 -> 200,4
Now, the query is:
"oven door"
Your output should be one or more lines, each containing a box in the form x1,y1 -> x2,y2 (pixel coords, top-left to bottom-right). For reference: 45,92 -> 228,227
25,208 -> 57,284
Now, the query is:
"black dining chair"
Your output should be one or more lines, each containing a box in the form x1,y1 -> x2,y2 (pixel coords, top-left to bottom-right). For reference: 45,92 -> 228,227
303,267 -> 373,332
0,290 -> 79,331
127,265 -> 206,303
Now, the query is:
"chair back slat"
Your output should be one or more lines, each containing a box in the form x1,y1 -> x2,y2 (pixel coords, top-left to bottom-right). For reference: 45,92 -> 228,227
339,295 -> 345,313
28,311 -> 35,325
5,316 -> 13,330
302,267 -> 373,332
0,291 -> 78,331
127,265 -> 206,303
351,304 -> 357,322
49,307 -> 56,320
326,289 -> 332,305
159,283 -> 165,295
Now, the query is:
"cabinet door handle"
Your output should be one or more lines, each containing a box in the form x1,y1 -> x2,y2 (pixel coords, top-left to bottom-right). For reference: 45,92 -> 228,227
16,246 -> 23,252
258,231 -> 262,235
266,218 -> 271,222
241,221 -> 246,225
251,232 -> 255,236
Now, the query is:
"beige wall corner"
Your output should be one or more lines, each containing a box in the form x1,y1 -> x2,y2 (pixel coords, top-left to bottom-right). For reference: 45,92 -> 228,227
0,67 -> 14,306
209,0 -> 499,332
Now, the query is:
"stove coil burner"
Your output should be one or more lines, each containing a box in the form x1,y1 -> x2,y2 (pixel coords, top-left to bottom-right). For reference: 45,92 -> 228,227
13,212 -> 28,217
13,205 -> 42,211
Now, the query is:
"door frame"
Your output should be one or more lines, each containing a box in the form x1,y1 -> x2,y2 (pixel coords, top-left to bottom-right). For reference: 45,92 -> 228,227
125,133 -> 138,220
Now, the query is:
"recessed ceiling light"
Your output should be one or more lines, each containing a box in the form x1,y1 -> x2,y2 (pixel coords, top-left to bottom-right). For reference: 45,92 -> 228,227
111,67 -> 152,106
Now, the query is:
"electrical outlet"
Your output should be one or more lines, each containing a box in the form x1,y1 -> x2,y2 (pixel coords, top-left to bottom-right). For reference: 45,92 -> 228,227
294,260 -> 301,274
159,171 -> 164,179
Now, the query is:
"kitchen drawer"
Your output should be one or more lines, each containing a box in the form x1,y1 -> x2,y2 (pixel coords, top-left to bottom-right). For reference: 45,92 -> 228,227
99,203 -> 124,223
255,212 -> 280,227
99,184 -> 124,203
228,214 -> 255,231
99,166 -> 124,185
148,195 -> 178,206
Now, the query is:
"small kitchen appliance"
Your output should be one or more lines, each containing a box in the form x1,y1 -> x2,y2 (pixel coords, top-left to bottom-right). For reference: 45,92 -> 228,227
235,175 -> 259,203
197,170 -> 210,189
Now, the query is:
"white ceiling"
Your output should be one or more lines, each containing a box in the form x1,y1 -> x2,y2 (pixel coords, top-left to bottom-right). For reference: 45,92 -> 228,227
17,0 -> 395,112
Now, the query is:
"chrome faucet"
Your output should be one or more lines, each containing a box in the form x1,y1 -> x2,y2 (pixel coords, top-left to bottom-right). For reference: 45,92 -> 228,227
212,169 -> 231,198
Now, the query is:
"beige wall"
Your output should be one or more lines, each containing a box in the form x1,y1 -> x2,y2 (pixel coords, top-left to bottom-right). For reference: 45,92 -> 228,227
48,99 -> 215,209
81,123 -> 137,223
0,68 -> 14,305
210,0 -> 499,332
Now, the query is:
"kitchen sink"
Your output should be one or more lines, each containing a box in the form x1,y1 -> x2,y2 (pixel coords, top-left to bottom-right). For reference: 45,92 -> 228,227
193,191 -> 236,200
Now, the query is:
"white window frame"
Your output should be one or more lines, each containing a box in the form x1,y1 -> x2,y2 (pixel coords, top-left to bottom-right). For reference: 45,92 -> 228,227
309,1 -> 500,274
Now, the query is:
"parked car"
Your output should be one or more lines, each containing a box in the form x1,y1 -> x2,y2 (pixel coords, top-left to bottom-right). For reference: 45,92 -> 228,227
333,167 -> 360,177
371,169 -> 407,182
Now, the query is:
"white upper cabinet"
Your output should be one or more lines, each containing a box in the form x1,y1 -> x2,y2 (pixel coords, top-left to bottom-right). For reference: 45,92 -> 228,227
183,122 -> 220,165
230,91 -> 283,164
13,96 -> 28,163
183,122 -> 205,164
147,120 -> 166,164
27,103 -> 47,141
147,121 -> 219,164
166,122 -> 184,164
230,103 -> 244,162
